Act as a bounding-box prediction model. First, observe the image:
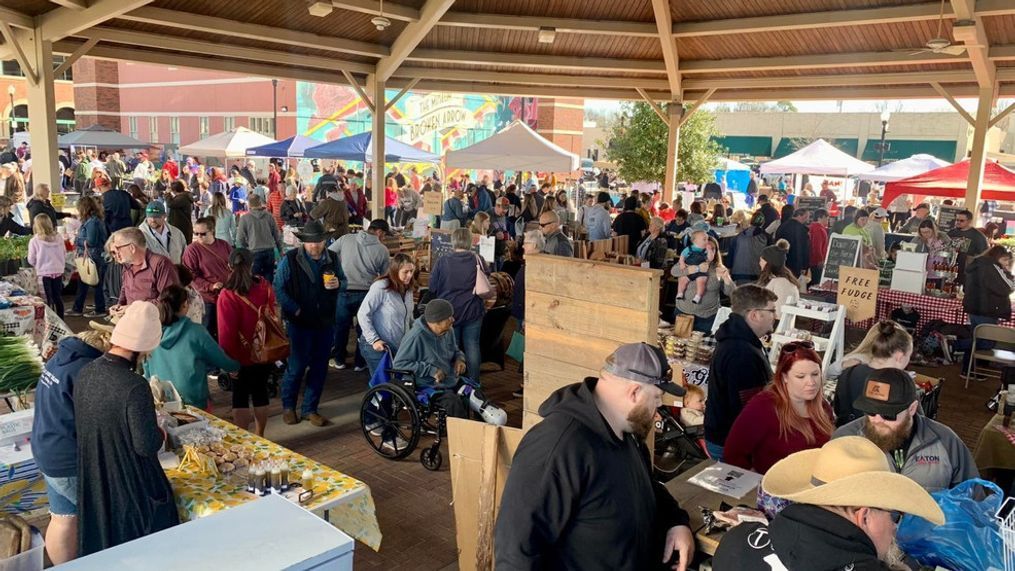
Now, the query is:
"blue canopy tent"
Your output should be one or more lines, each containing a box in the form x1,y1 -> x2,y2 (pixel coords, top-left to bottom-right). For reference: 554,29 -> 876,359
714,157 -> 752,193
302,132 -> 439,163
245,135 -> 321,158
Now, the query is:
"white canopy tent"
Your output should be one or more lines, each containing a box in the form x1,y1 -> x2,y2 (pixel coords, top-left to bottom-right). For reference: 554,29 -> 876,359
444,121 -> 580,172
178,127 -> 276,159
760,139 -> 875,177
716,157 -> 752,171
857,154 -> 952,183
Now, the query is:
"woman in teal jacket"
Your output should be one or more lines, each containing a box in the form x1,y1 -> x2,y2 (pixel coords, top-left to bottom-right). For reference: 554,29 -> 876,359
144,284 -> 239,410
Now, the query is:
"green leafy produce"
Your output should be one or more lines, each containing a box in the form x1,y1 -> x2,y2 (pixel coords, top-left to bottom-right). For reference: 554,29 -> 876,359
0,237 -> 30,262
0,335 -> 42,396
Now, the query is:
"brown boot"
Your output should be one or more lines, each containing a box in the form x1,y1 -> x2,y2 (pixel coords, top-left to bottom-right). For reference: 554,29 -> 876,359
305,412 -> 331,427
282,409 -> 299,425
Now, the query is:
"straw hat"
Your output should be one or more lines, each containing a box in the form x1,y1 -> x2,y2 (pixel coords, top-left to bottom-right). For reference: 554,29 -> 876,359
762,436 -> 945,525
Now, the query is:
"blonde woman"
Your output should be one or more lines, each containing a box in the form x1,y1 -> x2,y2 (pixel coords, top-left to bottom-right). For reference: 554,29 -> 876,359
470,211 -> 491,236
670,236 -> 734,333
28,214 -> 67,317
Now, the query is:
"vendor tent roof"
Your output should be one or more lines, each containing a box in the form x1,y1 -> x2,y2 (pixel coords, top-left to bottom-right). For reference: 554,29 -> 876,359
858,154 -> 952,183
57,124 -> 149,149
881,160 -> 1015,206
178,127 -> 276,159
444,121 -> 579,172
716,157 -> 752,171
245,135 -> 321,159
760,139 -> 874,177
302,132 -> 438,163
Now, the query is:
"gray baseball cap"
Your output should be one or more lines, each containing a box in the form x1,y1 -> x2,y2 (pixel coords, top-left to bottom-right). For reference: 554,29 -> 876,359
603,342 -> 685,396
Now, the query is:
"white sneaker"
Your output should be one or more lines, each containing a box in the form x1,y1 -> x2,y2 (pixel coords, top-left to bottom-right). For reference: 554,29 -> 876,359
364,421 -> 384,436
353,365 -> 367,372
329,359 -> 346,370
381,435 -> 409,451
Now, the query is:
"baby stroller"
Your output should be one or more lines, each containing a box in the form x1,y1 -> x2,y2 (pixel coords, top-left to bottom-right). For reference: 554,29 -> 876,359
653,405 -> 709,482
360,351 -> 506,471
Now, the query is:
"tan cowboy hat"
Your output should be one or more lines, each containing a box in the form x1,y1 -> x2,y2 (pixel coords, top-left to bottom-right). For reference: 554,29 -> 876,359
762,436 -> 945,525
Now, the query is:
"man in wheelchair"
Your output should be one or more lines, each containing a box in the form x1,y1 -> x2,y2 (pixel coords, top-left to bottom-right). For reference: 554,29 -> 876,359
393,299 -> 506,425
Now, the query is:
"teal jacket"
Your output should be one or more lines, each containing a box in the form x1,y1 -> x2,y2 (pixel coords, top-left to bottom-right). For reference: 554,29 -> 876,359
144,317 -> 239,409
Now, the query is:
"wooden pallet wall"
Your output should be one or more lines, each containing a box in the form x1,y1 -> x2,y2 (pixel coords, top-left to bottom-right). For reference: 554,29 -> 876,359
522,254 -> 662,429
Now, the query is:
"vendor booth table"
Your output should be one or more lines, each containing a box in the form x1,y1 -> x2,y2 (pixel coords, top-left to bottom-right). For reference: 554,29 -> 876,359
166,408 -> 382,550
665,460 -> 760,556
851,288 -> 1015,332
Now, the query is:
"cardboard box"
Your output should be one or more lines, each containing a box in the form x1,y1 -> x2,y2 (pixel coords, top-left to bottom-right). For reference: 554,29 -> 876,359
894,251 -> 928,272
890,268 -> 926,294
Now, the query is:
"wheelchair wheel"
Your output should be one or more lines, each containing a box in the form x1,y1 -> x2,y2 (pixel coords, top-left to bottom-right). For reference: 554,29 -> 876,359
420,446 -> 442,471
360,383 -> 421,460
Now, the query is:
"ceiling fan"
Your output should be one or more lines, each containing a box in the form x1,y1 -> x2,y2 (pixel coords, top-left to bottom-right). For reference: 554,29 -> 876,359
893,0 -> 984,56
372,0 -> 392,30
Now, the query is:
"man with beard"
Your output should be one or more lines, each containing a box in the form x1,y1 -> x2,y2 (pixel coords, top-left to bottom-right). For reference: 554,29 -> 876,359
714,437 -> 945,570
833,368 -> 977,492
495,343 -> 695,571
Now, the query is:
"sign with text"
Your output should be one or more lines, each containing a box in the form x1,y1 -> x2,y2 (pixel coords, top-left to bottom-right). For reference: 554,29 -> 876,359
936,205 -> 964,233
821,233 -> 862,285
795,196 -> 828,212
422,191 -> 443,215
837,266 -> 879,322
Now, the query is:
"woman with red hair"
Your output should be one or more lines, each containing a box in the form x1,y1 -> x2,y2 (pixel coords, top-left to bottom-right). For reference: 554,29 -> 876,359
723,341 -> 834,474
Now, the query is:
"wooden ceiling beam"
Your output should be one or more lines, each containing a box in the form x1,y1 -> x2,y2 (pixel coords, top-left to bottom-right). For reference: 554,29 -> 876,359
680,50 -> 968,74
0,24 -> 38,85
0,7 -> 35,29
407,49 -> 667,73
686,84 -> 1015,102
390,66 -> 670,90
375,0 -> 455,82
650,0 -> 681,98
950,0 -> 996,89
86,27 -> 375,74
39,0 -> 153,41
119,6 -> 387,58
683,70 -> 977,90
53,36 -> 98,76
331,0 -> 419,22
388,78 -> 671,101
49,0 -> 88,10
53,38 -> 350,85
438,12 -> 656,36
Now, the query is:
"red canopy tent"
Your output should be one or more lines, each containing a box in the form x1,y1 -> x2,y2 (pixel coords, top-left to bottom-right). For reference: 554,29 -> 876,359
881,159 -> 1015,207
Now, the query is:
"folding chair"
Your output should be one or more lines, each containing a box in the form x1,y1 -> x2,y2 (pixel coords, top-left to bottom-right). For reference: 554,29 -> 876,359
965,324 -> 1015,389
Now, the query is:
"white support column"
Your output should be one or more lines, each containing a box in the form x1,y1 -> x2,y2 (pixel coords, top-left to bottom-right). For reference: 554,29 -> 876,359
370,75 -> 386,221
964,86 -> 994,209
663,102 -> 684,204
25,29 -> 59,191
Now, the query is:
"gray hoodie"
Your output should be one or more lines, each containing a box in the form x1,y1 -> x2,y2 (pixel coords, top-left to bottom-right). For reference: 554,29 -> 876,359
392,316 -> 465,389
328,231 -> 391,291
236,208 -> 282,253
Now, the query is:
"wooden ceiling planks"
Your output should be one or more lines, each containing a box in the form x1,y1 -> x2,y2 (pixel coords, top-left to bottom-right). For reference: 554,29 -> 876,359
449,0 -> 655,22
419,27 -> 663,60
983,15 -> 1015,45
672,0 -> 933,22
399,60 -> 664,79
3,0 -> 54,17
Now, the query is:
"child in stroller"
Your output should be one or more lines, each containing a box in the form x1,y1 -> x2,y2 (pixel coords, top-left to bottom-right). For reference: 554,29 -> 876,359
654,384 -> 709,482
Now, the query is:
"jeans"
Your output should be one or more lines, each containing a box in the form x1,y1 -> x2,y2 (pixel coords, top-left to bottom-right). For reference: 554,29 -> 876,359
252,249 -> 276,284
103,261 -> 123,309
956,315 -> 1000,373
42,276 -> 64,318
203,301 -> 217,339
73,260 -> 107,314
454,318 -> 483,383
42,473 -> 77,516
705,440 -> 724,463
359,337 -> 397,379
281,323 -> 335,416
333,290 -> 367,366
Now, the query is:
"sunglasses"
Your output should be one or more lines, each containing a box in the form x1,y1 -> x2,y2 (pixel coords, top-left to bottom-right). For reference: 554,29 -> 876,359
193,231 -> 209,237
868,410 -> 899,421
538,221 -> 555,227
780,340 -> 815,355
877,509 -> 903,524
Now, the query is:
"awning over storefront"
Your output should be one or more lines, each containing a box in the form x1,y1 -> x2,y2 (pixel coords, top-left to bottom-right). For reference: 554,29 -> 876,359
860,139 -> 958,163
774,137 -> 859,159
712,135 -> 772,157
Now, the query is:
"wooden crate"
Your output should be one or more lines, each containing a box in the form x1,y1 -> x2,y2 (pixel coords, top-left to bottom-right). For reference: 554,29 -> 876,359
522,254 -> 661,430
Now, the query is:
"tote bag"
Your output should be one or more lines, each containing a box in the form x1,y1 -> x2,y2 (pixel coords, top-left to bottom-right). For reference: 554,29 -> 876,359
75,244 -> 99,286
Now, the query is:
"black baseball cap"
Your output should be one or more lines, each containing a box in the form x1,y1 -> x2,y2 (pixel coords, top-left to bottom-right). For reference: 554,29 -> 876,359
913,203 -> 930,211
852,368 -> 917,419
367,219 -> 392,235
603,342 -> 685,396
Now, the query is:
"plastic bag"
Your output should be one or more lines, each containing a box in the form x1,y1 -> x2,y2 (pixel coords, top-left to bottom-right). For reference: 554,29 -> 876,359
896,478 -> 1004,571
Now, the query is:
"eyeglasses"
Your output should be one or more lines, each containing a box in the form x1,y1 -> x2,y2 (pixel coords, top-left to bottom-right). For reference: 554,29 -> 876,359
112,243 -> 133,251
538,221 -> 554,227
780,340 -> 815,355
876,509 -> 903,524
753,307 -> 777,315
193,231 -> 209,237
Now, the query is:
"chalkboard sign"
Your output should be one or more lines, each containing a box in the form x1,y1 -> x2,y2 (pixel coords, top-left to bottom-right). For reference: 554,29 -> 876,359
430,229 -> 454,269
821,233 -> 862,284
795,196 -> 828,212
936,205 -> 964,232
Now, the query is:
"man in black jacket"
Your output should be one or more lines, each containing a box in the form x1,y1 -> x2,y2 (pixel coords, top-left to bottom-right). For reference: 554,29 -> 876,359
755,194 -> 779,230
713,437 -> 945,571
495,343 -> 694,571
774,207 -> 811,278
704,285 -> 777,461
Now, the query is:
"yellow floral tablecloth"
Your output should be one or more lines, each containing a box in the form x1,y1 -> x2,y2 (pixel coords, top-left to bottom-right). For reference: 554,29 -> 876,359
164,408 -> 382,551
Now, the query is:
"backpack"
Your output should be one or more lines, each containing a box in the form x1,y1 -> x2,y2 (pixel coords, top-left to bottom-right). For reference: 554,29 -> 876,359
235,291 -> 290,364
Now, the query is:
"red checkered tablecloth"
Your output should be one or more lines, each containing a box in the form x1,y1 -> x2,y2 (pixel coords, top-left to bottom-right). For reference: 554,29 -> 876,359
852,288 -> 1015,332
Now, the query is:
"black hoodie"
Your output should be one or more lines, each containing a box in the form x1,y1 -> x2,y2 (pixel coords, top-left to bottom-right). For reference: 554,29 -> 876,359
494,378 -> 689,571
704,313 -> 772,446
713,503 -> 891,571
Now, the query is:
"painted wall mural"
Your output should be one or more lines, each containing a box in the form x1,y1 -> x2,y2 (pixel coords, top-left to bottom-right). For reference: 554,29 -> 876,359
295,82 -> 537,155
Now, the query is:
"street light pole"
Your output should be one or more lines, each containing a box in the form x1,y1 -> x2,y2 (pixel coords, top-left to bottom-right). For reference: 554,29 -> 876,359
272,79 -> 278,140
877,110 -> 891,167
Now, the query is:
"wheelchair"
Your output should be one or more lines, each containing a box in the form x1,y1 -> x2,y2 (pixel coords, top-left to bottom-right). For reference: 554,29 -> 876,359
359,363 -> 504,471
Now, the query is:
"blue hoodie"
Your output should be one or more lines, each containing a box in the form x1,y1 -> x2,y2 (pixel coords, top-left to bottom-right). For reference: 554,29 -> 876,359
31,337 -> 103,477
144,317 -> 239,409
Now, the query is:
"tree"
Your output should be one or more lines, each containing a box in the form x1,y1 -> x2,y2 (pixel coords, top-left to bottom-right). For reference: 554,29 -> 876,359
605,101 -> 724,185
